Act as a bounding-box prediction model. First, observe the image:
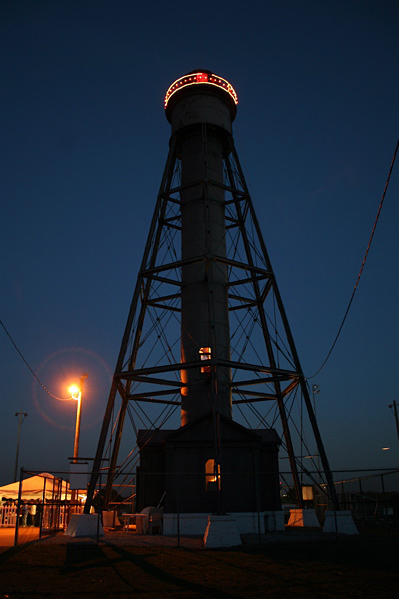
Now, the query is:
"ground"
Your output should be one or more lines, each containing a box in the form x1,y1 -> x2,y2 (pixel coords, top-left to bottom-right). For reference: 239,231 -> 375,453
0,529 -> 398,598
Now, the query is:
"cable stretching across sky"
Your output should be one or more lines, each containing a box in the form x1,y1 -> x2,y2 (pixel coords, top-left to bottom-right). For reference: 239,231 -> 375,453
0,319 -> 70,401
309,138 -> 399,379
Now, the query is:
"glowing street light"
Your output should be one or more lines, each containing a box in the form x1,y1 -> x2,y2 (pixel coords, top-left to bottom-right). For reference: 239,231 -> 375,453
69,373 -> 88,464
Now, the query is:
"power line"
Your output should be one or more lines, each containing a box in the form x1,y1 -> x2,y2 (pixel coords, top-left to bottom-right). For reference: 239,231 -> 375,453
309,139 -> 399,378
0,319 -> 69,400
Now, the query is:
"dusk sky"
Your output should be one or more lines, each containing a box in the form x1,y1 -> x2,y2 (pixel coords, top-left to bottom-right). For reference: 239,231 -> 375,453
1,1 -> 398,485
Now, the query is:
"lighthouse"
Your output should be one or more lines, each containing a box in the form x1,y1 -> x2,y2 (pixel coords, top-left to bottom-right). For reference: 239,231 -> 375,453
85,71 -> 338,538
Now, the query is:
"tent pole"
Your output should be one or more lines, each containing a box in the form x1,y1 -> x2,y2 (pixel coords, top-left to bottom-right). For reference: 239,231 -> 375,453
14,467 -> 23,547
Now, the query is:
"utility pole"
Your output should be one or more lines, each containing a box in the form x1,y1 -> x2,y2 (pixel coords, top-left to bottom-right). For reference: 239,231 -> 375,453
388,400 -> 399,441
312,384 -> 320,419
312,385 -> 321,481
69,373 -> 88,508
71,372 -> 88,463
14,411 -> 28,481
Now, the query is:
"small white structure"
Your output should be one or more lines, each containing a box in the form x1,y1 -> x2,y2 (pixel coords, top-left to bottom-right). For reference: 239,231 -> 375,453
65,513 -> 104,537
0,473 -> 71,529
163,511 -> 284,537
263,511 -> 285,532
163,513 -> 208,535
203,515 -> 242,548
323,510 -> 359,535
0,473 -> 70,501
102,511 -> 120,528
287,508 -> 320,528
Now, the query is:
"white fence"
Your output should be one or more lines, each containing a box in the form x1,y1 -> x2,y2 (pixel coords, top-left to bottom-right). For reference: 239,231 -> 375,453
0,504 -> 84,529
0,505 -> 17,527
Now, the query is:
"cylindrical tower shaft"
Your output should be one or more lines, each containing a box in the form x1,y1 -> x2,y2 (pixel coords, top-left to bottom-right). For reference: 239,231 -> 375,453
166,73 -> 237,425
179,126 -> 231,424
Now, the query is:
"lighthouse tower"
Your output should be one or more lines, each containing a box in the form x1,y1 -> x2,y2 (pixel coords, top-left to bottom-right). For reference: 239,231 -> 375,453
167,72 -> 235,425
85,71 -> 338,535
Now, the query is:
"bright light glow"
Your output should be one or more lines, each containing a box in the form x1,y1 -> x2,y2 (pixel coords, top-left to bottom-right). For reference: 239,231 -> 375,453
69,385 -> 80,400
382,447 -> 390,451
164,72 -> 238,109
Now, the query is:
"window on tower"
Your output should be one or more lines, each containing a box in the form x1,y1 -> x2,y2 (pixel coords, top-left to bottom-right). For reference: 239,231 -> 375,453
205,459 -> 221,492
199,347 -> 212,374
302,486 -> 314,501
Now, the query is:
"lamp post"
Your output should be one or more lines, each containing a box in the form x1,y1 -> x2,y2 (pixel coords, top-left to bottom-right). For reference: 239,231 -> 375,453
14,411 -> 28,481
312,385 -> 321,480
388,400 -> 399,441
69,373 -> 88,464
312,384 -> 320,419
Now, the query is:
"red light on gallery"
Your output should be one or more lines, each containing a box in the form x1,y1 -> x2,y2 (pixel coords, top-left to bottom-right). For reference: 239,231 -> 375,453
165,72 -> 238,109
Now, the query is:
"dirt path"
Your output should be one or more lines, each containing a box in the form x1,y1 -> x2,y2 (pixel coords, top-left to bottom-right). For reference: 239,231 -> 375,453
0,530 -> 397,598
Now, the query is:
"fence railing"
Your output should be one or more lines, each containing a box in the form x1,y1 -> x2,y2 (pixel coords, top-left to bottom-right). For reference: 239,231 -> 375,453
0,505 -> 17,527
2,466 -> 397,545
329,468 -> 399,530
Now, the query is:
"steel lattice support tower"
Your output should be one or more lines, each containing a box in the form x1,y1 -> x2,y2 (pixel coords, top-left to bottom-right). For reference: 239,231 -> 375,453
85,71 -> 338,514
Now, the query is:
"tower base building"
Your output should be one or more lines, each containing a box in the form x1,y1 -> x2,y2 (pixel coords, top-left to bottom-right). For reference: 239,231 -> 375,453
136,412 -> 281,514
136,412 -> 282,534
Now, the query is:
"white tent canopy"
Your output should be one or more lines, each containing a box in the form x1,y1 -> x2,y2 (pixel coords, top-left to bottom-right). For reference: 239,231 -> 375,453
0,473 -> 70,501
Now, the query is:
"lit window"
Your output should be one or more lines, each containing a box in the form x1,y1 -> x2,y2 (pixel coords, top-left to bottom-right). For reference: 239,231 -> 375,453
205,459 -> 221,492
302,486 -> 314,501
199,347 -> 211,374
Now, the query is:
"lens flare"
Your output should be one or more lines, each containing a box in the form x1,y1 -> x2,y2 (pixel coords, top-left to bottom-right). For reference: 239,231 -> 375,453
32,347 -> 112,430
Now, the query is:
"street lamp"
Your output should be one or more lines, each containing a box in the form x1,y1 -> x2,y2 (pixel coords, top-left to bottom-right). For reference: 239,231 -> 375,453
14,411 -> 28,481
69,373 -> 88,464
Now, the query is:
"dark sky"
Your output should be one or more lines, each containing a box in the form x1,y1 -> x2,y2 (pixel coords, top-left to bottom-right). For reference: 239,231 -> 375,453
1,0 -> 398,484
